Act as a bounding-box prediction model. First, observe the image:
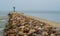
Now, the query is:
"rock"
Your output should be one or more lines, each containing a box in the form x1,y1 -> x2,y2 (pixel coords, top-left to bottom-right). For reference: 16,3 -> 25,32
3,12 -> 60,36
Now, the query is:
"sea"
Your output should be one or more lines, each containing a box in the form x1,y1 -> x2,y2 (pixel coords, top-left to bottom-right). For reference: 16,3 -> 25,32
0,11 -> 60,36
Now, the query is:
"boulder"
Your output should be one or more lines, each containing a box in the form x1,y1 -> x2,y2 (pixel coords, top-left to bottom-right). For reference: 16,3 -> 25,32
3,12 -> 60,36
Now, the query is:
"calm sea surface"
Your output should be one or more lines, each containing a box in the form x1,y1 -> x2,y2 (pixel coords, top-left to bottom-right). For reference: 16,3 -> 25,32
0,11 -> 60,22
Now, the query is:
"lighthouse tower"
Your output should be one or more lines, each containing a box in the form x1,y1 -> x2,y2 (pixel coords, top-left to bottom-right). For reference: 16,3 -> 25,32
13,6 -> 15,12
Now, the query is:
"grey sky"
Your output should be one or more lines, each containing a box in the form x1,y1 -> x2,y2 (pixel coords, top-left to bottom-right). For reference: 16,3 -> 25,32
0,0 -> 60,11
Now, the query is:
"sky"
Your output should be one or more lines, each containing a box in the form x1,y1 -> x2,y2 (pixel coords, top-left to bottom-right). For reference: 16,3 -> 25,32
0,0 -> 60,11
0,0 -> 60,22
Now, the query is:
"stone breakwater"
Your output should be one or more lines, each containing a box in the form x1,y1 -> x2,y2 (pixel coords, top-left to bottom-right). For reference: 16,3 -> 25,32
3,12 -> 60,36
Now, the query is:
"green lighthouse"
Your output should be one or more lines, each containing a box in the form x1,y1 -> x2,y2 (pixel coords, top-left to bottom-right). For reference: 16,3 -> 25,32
13,6 -> 15,12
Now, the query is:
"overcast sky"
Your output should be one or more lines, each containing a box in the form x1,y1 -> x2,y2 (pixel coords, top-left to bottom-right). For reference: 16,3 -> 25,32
0,0 -> 60,11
